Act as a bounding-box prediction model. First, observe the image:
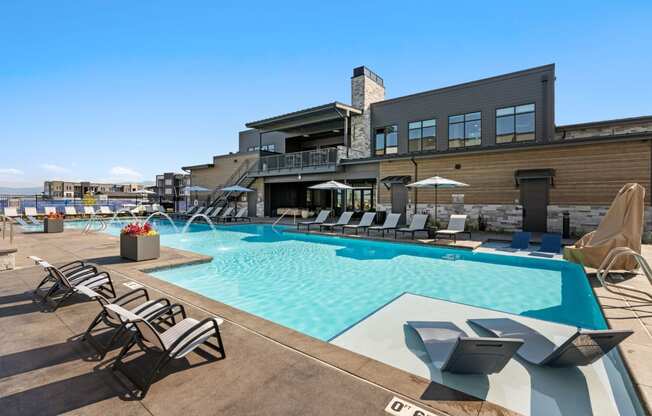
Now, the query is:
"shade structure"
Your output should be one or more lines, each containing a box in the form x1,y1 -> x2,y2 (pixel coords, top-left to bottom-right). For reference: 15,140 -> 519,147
219,185 -> 254,193
308,181 -> 352,217
406,176 -> 469,226
183,185 -> 210,192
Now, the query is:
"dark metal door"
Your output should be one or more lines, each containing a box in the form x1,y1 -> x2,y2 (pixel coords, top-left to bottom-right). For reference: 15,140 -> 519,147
247,191 -> 257,218
520,178 -> 549,232
390,183 -> 408,225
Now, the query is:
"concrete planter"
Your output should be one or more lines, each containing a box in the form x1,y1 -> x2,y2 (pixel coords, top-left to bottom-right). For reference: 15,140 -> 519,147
120,234 -> 160,261
44,218 -> 64,233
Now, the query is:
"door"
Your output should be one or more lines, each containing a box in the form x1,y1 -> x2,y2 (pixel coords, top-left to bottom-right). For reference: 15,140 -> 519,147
247,191 -> 258,218
520,178 -> 549,232
390,183 -> 408,225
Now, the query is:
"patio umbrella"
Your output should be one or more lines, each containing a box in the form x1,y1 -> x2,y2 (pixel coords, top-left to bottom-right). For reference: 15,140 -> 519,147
219,185 -> 254,210
183,186 -> 210,209
406,176 -> 469,226
309,181 -> 352,216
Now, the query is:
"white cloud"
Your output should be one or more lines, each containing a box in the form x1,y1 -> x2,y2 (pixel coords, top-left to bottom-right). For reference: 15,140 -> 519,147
0,168 -> 24,175
108,166 -> 143,182
40,163 -> 71,174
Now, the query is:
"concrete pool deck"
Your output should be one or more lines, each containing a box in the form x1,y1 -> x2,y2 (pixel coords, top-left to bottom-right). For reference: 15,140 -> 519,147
0,227 -> 518,415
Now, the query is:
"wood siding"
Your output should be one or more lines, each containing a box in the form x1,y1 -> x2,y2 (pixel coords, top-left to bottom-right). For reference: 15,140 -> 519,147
378,140 -> 651,206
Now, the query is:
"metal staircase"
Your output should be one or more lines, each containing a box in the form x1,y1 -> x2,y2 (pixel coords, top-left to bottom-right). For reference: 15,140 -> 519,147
208,159 -> 256,209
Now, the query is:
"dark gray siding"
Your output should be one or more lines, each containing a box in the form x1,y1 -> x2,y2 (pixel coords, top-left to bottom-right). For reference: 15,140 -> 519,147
238,129 -> 288,153
369,65 -> 555,154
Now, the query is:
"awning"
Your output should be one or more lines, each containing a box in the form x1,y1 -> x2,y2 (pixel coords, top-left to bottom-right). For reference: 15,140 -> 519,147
380,175 -> 412,190
245,102 -> 362,133
514,169 -> 555,187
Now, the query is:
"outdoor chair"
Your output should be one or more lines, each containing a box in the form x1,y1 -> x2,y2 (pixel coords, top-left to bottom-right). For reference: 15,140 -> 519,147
34,261 -> 116,311
342,212 -> 376,235
203,206 -> 216,217
216,207 -> 234,222
470,318 -> 632,367
108,303 -> 225,398
319,211 -> 353,232
210,207 -> 223,218
367,213 -> 401,237
77,285 -> 176,359
531,233 -> 562,256
233,207 -> 251,222
407,321 -> 523,374
44,206 -> 57,215
100,206 -> 114,216
64,206 -> 79,217
29,255 -> 98,291
297,210 -> 331,230
24,207 -> 42,224
501,231 -> 531,252
84,206 -> 96,217
395,214 -> 429,239
3,207 -> 29,227
434,215 -> 470,242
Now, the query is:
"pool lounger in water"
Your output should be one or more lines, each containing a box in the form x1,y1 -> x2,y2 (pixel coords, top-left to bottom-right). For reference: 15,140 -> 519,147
469,318 -> 632,367
407,321 -> 523,374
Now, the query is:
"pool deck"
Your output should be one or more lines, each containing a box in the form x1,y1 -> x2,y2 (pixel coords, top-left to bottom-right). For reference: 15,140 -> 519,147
0,227 -> 519,416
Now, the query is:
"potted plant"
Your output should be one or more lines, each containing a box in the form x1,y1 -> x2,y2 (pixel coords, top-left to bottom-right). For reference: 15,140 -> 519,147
44,212 -> 64,233
120,222 -> 160,261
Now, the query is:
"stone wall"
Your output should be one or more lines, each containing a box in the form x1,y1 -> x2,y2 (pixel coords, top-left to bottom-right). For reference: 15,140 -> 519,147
350,71 -> 385,159
547,205 -> 652,238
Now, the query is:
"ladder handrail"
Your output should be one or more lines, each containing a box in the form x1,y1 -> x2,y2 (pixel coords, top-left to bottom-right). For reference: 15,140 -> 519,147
273,209 -> 296,227
596,247 -> 652,298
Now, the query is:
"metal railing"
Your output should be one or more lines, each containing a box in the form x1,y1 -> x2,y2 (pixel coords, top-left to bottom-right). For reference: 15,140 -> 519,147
596,247 -> 652,300
209,159 -> 253,205
255,148 -> 339,173
273,209 -> 296,227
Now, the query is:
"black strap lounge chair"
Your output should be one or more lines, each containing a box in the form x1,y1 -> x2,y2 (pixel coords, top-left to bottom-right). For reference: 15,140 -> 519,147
367,213 -> 401,237
108,303 -> 225,398
434,215 -> 471,242
77,285 -> 176,359
233,207 -> 251,222
407,321 -> 523,374
319,211 -> 354,232
297,210 -> 331,230
35,261 -> 116,311
29,256 -> 100,293
469,318 -> 633,367
342,212 -> 376,234
395,214 -> 430,239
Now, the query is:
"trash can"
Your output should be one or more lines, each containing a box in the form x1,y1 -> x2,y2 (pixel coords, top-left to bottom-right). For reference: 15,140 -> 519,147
562,211 -> 570,239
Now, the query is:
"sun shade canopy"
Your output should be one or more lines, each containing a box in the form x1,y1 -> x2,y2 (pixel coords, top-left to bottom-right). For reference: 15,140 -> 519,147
308,180 -> 353,190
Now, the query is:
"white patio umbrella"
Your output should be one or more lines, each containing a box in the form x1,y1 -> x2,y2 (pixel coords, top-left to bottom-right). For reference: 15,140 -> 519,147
219,185 -> 254,210
309,181 -> 352,217
406,176 -> 469,226
183,186 -> 210,209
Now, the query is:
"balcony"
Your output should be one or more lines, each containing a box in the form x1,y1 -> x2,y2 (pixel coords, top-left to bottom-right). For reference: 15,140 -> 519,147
252,147 -> 342,177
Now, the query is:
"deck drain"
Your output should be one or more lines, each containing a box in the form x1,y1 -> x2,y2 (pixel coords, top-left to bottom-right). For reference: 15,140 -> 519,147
385,396 -> 437,416
123,281 -> 144,290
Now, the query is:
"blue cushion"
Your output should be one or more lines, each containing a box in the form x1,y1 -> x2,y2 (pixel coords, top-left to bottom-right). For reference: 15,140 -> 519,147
511,231 -> 531,249
539,233 -> 562,253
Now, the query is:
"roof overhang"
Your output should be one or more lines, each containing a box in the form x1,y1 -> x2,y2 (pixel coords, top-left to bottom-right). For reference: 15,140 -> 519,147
245,102 -> 362,133
514,169 -> 555,187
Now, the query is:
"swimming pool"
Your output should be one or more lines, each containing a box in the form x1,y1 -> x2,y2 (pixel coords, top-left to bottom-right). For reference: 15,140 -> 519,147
63,219 -> 605,340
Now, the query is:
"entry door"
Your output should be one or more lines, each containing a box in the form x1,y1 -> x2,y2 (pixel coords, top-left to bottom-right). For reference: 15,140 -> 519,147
520,179 -> 549,232
390,183 -> 407,225
247,191 -> 257,218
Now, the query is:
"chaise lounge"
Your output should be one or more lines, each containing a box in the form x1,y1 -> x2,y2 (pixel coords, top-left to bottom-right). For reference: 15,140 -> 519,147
395,214 -> 429,239
319,211 -> 353,232
434,214 -> 471,242
342,212 -> 376,235
367,212 -> 401,237
297,210 -> 331,230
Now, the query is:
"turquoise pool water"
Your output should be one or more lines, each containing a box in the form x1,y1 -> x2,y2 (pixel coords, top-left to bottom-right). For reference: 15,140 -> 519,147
64,220 -> 606,340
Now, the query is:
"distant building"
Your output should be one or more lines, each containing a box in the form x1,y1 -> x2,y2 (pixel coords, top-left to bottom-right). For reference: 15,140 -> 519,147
153,172 -> 190,207
43,180 -> 144,198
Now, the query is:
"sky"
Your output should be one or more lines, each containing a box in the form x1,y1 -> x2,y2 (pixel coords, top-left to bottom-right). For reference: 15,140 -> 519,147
1,1 -> 651,188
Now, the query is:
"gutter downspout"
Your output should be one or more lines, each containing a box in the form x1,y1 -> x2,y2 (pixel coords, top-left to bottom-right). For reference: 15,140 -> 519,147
411,157 -> 418,215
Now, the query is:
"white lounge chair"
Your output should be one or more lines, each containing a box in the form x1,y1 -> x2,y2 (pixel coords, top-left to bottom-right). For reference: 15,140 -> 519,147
210,207 -> 223,218
434,214 -> 471,242
64,206 -> 78,217
24,207 -> 42,225
216,207 -> 234,222
99,206 -> 114,216
84,206 -> 96,216
204,206 -> 216,217
342,212 -> 376,235
319,211 -> 354,232
297,210 -> 331,230
44,206 -> 57,215
3,207 -> 29,226
395,214 -> 430,239
109,302 -> 225,398
233,207 -> 251,222
367,213 -> 401,237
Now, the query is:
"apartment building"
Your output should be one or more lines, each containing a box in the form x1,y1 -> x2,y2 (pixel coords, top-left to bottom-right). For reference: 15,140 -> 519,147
43,181 -> 144,198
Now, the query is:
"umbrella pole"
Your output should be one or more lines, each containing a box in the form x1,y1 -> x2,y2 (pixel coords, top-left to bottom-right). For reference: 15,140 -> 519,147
435,187 -> 438,228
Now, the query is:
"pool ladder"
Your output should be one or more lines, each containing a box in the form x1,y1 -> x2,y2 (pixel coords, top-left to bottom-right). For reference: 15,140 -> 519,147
272,209 -> 296,227
82,215 -> 107,234
596,247 -> 652,299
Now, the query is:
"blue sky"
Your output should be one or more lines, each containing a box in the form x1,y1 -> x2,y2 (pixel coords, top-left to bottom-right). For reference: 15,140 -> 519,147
1,1 -> 651,188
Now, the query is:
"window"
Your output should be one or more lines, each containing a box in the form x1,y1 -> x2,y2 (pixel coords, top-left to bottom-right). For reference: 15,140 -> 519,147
496,104 -> 535,143
448,112 -> 481,148
408,119 -> 437,152
375,125 -> 398,156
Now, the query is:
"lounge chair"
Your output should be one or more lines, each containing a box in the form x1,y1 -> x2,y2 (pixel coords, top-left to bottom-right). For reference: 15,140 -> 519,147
509,231 -> 531,250
108,303 -> 225,398
342,212 -> 376,235
407,321 -> 523,374
470,318 -> 633,367
216,207 -> 234,222
319,211 -> 353,232
29,256 -> 96,288
434,215 -> 470,242
204,206 -> 216,217
395,214 -> 429,239
233,207 -> 251,222
84,206 -> 96,217
184,205 -> 199,216
531,233 -> 562,256
99,206 -> 114,216
297,210 -> 331,230
44,206 -> 57,215
64,206 -> 78,217
3,207 -> 29,226
367,213 -> 401,237
24,207 -> 42,225
77,285 -> 175,358
34,261 -> 116,311
210,207 -> 223,218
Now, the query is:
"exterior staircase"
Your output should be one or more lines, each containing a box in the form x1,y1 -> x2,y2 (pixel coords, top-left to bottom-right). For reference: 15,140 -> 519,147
208,159 -> 256,209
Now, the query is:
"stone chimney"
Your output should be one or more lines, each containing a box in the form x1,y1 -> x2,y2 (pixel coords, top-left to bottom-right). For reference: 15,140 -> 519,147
350,66 -> 385,158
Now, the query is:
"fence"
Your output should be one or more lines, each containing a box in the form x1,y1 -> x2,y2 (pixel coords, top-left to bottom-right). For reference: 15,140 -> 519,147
0,195 -> 188,214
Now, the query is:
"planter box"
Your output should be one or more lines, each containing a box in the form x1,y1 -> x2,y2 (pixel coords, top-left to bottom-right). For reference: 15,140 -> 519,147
44,218 -> 64,233
120,234 -> 160,261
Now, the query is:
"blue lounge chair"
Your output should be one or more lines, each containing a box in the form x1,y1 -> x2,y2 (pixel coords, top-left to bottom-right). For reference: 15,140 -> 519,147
510,231 -> 531,250
539,233 -> 562,253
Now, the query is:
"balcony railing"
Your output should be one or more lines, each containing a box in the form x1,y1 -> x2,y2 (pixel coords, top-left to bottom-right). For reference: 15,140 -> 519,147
255,148 -> 339,174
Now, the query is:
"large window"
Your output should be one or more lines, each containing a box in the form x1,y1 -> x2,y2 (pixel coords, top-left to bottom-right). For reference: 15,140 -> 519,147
408,119 -> 437,152
375,125 -> 398,156
448,112 -> 481,148
496,104 -> 535,143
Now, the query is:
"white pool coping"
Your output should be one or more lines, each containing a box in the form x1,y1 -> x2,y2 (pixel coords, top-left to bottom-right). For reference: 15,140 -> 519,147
331,293 -> 644,416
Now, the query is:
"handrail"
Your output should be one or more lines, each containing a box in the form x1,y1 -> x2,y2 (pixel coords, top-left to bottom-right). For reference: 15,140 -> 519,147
256,148 -> 338,173
209,159 -> 253,205
596,247 -> 652,299
273,209 -> 296,227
